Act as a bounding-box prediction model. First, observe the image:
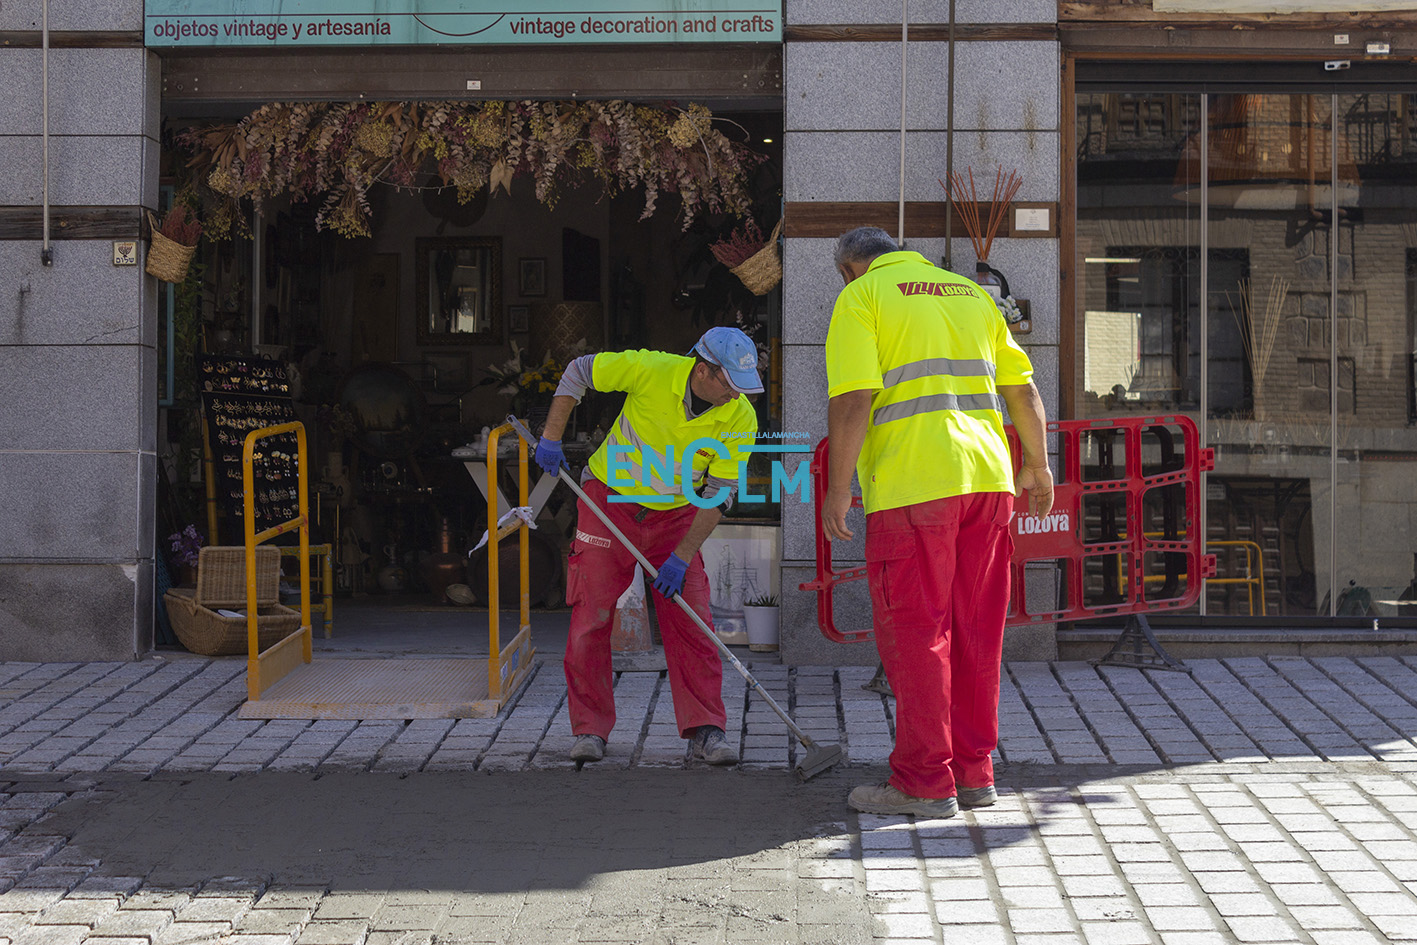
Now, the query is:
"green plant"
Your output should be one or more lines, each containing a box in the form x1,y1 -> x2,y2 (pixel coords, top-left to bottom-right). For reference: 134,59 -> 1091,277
158,255 -> 209,499
744,594 -> 778,608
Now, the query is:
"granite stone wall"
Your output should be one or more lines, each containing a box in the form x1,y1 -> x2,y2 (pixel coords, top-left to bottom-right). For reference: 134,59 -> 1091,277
0,2 -> 159,660
780,0 -> 1061,663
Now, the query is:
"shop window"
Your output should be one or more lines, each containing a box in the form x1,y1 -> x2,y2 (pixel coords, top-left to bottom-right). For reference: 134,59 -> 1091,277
1091,246 -> 1248,415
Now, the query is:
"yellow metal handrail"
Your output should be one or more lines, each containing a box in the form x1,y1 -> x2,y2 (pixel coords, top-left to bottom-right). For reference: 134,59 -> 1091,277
484,422 -> 535,702
242,421 -> 312,700
1115,531 -> 1266,617
277,543 -> 334,638
1206,539 -> 1267,616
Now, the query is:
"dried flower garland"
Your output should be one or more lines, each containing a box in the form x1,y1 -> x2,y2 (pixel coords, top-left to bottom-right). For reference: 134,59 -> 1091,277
180,100 -> 764,238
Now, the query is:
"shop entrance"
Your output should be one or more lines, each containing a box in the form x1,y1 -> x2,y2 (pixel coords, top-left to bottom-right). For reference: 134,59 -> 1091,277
154,93 -> 784,659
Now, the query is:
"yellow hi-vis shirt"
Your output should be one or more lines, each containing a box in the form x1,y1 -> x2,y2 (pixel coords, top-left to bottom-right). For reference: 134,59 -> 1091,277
587,350 -> 758,509
825,251 -> 1034,515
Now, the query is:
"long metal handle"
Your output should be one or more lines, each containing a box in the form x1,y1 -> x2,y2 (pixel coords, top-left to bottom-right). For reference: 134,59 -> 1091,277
506,416 -> 818,749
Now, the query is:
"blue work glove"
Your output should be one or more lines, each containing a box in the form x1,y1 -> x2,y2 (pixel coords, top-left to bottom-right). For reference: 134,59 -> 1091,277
535,437 -> 567,478
653,553 -> 690,599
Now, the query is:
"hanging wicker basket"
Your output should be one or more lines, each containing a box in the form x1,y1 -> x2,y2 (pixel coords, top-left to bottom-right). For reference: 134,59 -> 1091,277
730,219 -> 783,296
145,211 -> 197,284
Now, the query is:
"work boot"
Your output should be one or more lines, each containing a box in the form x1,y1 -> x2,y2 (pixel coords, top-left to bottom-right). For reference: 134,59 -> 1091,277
689,726 -> 738,766
569,734 -> 606,764
847,782 -> 958,818
957,784 -> 997,809
862,663 -> 894,698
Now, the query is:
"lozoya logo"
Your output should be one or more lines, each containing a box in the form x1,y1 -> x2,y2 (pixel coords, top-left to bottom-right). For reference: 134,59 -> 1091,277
1016,510 -> 1071,535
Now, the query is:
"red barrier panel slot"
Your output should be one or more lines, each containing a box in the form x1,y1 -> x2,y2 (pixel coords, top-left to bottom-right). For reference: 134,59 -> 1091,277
801,415 -> 1217,644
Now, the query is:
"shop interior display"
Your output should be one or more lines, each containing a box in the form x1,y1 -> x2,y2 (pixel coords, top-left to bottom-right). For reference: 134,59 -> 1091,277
156,103 -> 784,611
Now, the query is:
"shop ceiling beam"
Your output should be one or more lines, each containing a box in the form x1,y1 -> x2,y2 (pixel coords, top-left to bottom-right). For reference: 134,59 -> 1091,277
1063,25 -> 1417,58
1061,1 -> 1417,27
160,46 -> 782,103
784,201 -> 1057,240
0,31 -> 143,47
785,24 -> 1055,41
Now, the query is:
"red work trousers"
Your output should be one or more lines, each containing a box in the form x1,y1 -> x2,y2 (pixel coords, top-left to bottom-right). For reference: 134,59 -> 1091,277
564,478 -> 725,741
865,491 -> 1014,800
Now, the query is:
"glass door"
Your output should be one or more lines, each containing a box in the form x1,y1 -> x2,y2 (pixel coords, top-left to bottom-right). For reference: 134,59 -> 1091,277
1332,93 -> 1417,619
1077,86 -> 1417,620
1203,94 -> 1334,618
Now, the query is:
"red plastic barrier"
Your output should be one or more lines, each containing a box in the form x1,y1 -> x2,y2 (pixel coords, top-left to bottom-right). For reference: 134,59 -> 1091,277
799,415 -> 1216,644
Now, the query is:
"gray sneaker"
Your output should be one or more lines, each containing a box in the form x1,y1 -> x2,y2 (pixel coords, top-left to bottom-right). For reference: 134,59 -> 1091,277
848,782 -> 958,818
569,734 -> 606,764
689,726 -> 738,766
957,784 -> 997,809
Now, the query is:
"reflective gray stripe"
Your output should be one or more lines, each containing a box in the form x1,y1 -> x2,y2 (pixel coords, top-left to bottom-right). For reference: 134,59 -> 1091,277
553,354 -> 597,402
700,475 -> 738,511
882,357 -> 996,388
872,392 -> 1003,425
607,414 -> 706,494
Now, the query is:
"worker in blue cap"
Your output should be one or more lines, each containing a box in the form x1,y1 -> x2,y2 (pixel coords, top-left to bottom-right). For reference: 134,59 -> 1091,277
535,327 -> 762,768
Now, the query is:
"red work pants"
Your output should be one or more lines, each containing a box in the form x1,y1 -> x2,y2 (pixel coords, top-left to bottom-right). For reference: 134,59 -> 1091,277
564,478 -> 725,741
865,491 -> 1014,800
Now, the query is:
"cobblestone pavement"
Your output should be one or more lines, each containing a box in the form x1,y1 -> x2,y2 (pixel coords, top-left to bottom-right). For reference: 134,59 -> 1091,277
4,655 -> 1417,942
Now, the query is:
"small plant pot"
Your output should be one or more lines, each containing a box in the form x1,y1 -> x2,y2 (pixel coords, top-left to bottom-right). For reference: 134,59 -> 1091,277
742,604 -> 779,652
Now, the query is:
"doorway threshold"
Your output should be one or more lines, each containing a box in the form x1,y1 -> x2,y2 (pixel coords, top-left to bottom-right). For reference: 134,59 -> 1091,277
239,656 -> 535,720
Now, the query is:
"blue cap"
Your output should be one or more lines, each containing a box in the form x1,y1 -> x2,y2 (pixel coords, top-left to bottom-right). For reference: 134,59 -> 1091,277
692,326 -> 764,395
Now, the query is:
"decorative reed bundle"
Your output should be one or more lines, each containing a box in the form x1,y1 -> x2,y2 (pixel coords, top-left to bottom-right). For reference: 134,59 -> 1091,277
941,166 -> 1023,263
1229,274 -> 1289,420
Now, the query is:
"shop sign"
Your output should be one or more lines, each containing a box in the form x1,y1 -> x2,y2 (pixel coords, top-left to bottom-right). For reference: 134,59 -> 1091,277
146,2 -> 781,47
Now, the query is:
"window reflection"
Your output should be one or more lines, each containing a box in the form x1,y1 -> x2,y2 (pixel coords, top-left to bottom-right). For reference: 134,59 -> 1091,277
1078,88 -> 1417,619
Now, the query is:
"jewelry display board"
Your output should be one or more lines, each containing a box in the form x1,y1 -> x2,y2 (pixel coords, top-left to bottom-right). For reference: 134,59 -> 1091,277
199,354 -> 299,543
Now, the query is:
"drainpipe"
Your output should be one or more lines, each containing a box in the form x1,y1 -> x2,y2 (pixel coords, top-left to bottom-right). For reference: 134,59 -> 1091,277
897,0 -> 908,248
41,0 -> 53,266
943,0 -> 955,270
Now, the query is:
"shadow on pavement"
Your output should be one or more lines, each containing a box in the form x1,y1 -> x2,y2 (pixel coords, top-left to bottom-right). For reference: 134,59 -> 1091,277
43,768 -> 859,893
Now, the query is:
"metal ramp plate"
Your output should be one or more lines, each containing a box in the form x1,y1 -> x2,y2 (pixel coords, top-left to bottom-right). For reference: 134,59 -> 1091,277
238,658 -> 522,720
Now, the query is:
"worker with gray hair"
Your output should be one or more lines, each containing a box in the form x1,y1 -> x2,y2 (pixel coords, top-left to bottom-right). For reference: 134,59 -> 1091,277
823,226 -> 1053,816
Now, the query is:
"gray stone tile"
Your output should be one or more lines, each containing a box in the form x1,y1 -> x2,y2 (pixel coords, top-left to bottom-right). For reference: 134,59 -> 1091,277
0,49 -> 154,138
0,242 -> 150,347
0,136 -> 151,206
783,237 -> 842,345
780,564 -> 876,666
785,130 -> 1059,203
0,452 -> 142,558
786,0 -> 1056,25
0,0 -> 140,31
785,42 -> 951,132
0,346 -> 146,451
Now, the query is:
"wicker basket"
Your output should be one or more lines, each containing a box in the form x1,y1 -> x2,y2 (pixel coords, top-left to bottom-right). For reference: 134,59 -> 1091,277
729,219 -> 783,296
163,546 -> 302,656
145,211 -> 197,284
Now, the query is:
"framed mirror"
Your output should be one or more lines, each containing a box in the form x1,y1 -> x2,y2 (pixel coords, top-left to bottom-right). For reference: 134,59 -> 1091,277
415,236 -> 503,346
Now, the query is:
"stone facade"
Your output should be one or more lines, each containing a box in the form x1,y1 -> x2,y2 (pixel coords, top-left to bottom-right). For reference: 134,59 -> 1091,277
0,2 -> 160,659
779,1 -> 1062,663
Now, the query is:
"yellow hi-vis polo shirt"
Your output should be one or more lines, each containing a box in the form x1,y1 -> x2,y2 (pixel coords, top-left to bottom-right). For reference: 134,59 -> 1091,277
587,350 -> 758,509
825,251 -> 1034,515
